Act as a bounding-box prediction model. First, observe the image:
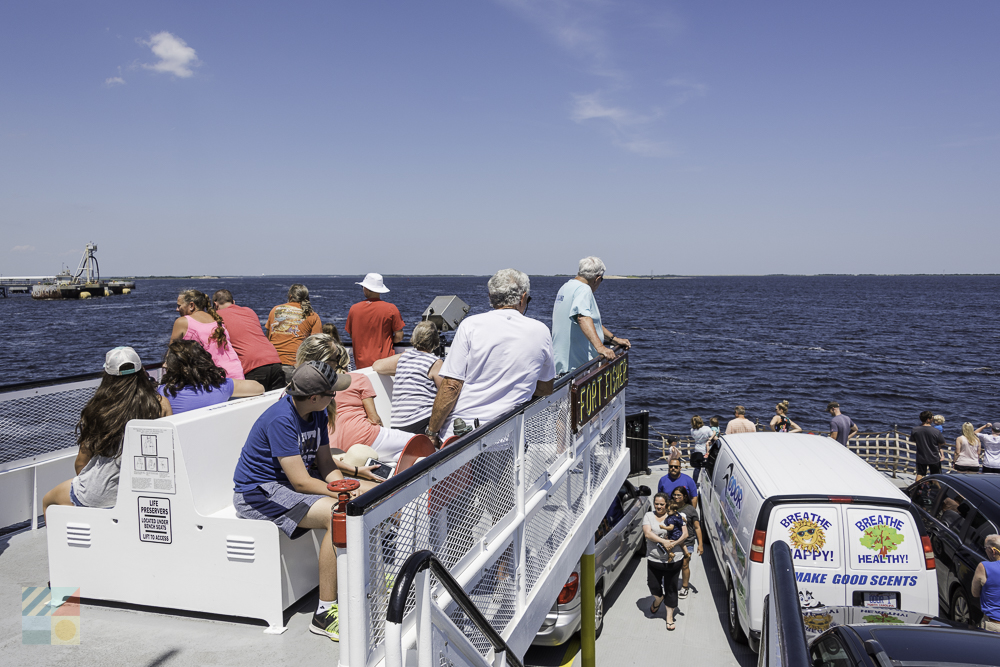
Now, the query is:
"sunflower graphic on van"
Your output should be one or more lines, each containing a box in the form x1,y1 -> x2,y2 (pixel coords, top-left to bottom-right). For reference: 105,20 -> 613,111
788,518 -> 826,553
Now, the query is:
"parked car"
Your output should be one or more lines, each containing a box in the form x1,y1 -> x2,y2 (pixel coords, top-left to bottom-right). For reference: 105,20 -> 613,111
806,612 -> 999,667
761,541 -> 1000,667
532,480 -> 651,646
904,473 -> 1000,625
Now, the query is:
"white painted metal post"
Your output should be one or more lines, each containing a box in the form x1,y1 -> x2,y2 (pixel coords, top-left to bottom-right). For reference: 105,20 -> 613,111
384,622 -> 403,667
416,568 -> 432,667
338,544 -> 351,667
31,467 -> 38,530
347,514 -> 369,667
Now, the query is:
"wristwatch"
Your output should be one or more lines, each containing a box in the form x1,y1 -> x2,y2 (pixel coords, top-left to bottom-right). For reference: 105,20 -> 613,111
424,426 -> 438,439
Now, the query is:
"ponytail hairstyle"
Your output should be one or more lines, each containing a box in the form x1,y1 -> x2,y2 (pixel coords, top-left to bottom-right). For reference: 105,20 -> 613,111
287,284 -> 313,317
691,415 -> 704,429
295,333 -> 349,420
179,289 -> 230,350
776,400 -> 790,415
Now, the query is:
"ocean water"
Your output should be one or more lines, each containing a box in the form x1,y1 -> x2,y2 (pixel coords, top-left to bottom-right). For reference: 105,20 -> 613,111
2,275 -> 998,441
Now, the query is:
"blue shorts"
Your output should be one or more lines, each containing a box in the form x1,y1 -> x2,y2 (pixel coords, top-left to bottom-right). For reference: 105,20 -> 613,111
68,484 -> 84,507
233,482 -> 324,537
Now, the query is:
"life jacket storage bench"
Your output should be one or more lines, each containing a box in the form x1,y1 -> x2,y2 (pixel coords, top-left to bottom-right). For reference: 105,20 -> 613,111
45,392 -> 321,634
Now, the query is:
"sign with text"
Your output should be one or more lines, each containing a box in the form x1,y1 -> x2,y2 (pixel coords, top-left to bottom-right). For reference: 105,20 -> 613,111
130,428 -> 176,495
137,497 -> 172,544
571,352 -> 629,432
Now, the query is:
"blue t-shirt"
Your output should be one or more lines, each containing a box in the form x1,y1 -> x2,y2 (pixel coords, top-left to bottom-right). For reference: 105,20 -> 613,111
663,513 -> 685,541
658,472 -> 698,501
551,278 -> 603,375
233,394 -> 329,493
980,559 -> 1000,620
158,379 -> 235,415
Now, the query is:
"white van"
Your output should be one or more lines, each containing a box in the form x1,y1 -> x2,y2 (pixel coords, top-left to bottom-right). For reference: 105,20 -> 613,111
699,432 -> 936,652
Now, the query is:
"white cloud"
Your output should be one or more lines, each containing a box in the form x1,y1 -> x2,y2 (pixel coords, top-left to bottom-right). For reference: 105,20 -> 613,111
105,76 -> 126,87
140,32 -> 199,78
496,1 -> 700,156
11,245 -> 36,253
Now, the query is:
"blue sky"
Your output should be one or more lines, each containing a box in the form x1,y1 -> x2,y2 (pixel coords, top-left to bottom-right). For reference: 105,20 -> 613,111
2,1 -> 998,277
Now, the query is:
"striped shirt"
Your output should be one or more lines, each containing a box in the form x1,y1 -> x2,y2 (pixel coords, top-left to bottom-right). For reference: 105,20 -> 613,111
390,349 -> 438,428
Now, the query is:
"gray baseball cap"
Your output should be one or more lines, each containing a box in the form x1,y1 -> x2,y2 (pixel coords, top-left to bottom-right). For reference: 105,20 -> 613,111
286,361 -> 352,397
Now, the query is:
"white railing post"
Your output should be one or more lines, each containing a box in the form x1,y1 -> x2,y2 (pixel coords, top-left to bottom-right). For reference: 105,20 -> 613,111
347,513 -> 369,667
416,567 -> 432,667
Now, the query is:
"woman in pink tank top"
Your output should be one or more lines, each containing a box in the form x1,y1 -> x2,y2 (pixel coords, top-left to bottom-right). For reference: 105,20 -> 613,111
170,289 -> 245,380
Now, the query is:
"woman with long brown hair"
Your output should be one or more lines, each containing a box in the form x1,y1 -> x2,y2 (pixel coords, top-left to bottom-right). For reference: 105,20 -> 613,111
43,348 -> 171,512
171,289 -> 245,380
158,340 -> 263,414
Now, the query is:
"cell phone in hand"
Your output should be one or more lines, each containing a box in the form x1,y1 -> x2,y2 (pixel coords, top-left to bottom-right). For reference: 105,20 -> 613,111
365,457 -> 393,481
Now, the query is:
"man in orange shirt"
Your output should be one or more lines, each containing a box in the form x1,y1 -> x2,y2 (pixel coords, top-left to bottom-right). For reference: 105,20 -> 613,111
345,273 -> 404,370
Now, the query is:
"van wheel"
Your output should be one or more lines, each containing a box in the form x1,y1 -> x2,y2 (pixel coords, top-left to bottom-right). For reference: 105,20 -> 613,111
951,587 -> 973,626
727,578 -> 748,644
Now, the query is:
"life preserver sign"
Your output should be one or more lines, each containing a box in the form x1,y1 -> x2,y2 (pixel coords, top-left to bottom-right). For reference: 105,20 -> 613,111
138,496 -> 172,544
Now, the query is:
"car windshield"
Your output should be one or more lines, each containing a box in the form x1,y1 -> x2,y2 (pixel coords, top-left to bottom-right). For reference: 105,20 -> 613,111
870,627 -> 1000,666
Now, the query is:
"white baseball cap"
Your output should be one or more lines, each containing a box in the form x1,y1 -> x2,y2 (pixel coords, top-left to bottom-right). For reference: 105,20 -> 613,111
104,347 -> 143,376
356,273 -> 390,294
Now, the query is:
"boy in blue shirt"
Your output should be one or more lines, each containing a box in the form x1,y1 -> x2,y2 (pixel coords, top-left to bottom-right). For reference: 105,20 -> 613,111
233,361 -> 352,640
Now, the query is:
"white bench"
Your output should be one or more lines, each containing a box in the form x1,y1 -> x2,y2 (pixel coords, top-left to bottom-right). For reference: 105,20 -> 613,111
46,368 -> 398,633
46,392 -> 319,633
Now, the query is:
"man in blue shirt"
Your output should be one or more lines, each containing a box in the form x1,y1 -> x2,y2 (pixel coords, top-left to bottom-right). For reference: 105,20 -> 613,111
972,534 -> 1000,633
658,460 -> 698,509
233,361 -> 352,641
551,256 -> 631,375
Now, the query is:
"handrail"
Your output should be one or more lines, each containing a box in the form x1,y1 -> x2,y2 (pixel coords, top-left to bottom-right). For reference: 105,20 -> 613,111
769,541 -> 811,667
387,550 -> 524,667
347,347 -> 629,516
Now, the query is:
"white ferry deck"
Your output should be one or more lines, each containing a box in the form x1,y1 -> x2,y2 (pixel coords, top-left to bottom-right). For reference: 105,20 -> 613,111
1,463 -> 915,667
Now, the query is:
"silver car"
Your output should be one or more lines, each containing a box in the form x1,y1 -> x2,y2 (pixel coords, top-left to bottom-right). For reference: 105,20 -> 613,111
532,480 -> 652,645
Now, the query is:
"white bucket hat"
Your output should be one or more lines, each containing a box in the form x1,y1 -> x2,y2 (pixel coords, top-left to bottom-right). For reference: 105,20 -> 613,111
357,272 -> 390,293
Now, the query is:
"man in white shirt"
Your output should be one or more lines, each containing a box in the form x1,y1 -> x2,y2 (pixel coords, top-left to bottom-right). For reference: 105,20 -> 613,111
551,256 -> 631,375
425,269 -> 555,444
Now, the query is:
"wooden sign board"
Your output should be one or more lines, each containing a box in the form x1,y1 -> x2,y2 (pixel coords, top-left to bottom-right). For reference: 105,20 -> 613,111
571,352 -> 629,433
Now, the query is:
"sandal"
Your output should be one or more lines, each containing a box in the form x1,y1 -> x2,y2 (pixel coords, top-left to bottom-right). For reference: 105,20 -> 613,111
666,620 -> 676,631
650,600 -> 662,614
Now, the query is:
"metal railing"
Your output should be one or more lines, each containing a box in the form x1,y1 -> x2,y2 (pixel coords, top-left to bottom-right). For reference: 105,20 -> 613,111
655,429 -> 921,477
340,355 -> 629,667
762,541 -> 811,667
386,550 -> 523,667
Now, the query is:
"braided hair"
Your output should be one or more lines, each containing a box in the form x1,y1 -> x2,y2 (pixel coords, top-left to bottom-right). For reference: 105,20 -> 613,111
179,289 -> 230,350
287,284 -> 313,317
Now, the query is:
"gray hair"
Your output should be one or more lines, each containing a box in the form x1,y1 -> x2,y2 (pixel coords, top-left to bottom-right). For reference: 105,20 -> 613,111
985,534 -> 1000,555
487,269 -> 530,309
296,334 -> 349,373
577,256 -> 606,281
410,321 -> 440,352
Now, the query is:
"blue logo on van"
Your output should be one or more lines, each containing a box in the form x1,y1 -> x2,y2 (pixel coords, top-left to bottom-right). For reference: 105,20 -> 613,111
722,463 -> 744,516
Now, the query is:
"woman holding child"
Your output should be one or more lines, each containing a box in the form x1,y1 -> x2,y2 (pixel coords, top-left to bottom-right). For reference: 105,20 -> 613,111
643,491 -> 688,631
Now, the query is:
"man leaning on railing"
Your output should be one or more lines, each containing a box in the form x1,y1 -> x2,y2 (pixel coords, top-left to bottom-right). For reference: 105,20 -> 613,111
425,269 -> 555,447
551,256 -> 631,376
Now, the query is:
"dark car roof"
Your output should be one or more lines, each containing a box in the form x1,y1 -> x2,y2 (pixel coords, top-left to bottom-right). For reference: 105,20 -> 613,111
920,474 -> 1000,523
846,624 -> 1000,666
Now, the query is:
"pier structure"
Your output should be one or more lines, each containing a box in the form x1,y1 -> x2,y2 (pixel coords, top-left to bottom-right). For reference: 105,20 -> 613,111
0,276 -> 56,298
